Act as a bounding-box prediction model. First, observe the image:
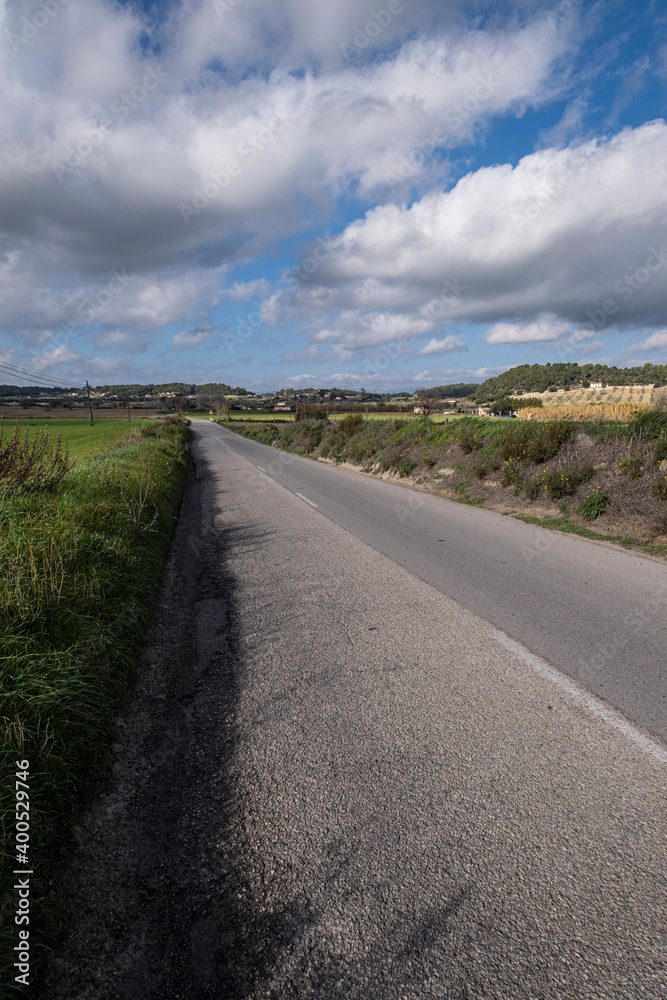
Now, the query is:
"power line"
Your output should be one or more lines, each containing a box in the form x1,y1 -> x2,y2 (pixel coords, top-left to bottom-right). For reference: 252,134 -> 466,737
0,361 -> 80,388
0,360 -> 82,391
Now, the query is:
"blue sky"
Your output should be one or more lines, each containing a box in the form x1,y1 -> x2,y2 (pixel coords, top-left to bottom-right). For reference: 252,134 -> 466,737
1,0 -> 666,391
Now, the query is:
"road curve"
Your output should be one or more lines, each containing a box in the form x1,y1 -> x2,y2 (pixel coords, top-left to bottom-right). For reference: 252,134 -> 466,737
214,420 -> 667,742
43,419 -> 667,1000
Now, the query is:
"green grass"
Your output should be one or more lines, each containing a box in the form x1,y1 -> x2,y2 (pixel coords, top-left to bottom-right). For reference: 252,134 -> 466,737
513,514 -> 667,555
190,411 -> 294,422
0,417 -> 189,990
4,417 -> 152,462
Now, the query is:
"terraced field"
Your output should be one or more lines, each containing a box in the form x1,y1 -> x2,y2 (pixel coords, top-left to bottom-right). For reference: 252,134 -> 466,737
537,384 -> 658,407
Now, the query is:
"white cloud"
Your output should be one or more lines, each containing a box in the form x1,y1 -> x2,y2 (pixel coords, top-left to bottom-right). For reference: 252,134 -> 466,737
419,335 -> 468,354
0,0 -> 635,385
274,122 -> 667,352
225,279 -> 271,302
0,2 -> 573,286
314,311 -> 434,351
30,343 -> 80,370
173,329 -> 211,348
486,314 -> 572,344
633,330 -> 667,351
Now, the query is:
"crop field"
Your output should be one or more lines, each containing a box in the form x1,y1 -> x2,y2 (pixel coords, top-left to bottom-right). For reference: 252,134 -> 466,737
517,403 -> 651,422
2,416 -> 151,461
534,384 -> 659,407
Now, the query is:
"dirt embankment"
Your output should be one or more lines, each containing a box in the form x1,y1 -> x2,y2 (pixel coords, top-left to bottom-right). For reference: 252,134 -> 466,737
234,413 -> 667,553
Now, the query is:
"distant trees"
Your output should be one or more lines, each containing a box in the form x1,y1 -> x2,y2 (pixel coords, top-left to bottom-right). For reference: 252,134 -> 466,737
491,397 -> 515,415
414,388 -> 442,416
416,382 -> 479,399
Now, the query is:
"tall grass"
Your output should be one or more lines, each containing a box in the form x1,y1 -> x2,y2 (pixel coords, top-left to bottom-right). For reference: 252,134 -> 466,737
0,417 -> 189,988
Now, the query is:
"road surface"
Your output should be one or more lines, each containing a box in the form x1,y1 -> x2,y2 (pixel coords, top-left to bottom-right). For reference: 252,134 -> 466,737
43,418 -> 667,1000
218,421 -> 667,742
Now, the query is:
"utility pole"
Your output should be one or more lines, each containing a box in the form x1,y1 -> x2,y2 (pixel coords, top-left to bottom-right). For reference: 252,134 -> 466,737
85,381 -> 94,426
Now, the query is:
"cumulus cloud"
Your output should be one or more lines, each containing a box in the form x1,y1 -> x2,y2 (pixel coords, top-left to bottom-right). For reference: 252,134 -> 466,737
486,314 -> 572,344
225,279 -> 271,302
634,330 -> 667,351
273,122 -> 667,352
0,1 -> 573,284
314,311 -> 434,351
419,335 -> 468,354
30,343 -> 80,370
173,329 -> 212,348
2,0 -> 649,387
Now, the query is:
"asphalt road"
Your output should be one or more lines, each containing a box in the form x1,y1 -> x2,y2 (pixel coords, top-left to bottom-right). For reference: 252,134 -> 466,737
44,419 -> 667,1000
214,420 -> 667,743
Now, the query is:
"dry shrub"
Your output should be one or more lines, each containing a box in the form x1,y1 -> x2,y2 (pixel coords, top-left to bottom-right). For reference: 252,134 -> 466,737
0,418 -> 72,492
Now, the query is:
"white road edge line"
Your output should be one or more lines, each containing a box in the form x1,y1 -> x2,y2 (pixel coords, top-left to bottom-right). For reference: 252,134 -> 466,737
257,465 -> 267,472
493,630 -> 667,765
296,492 -> 319,509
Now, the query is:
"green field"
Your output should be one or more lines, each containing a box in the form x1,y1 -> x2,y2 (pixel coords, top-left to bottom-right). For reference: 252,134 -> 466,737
190,410 -> 294,422
2,417 -> 151,461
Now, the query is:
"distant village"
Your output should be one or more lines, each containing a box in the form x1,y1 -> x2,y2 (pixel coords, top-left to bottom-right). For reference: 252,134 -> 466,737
0,383 -> 476,415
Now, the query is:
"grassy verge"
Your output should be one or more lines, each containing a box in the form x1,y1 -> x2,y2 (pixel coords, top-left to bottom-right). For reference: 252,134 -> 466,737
226,410 -> 667,547
513,514 -> 667,556
0,417 -> 189,992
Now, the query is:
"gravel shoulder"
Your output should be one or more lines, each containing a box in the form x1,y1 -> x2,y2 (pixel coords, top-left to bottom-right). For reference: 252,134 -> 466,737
41,421 -> 667,1000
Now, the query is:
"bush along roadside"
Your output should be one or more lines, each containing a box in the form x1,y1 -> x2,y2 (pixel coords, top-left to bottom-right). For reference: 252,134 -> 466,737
0,416 -> 189,992
226,411 -> 667,547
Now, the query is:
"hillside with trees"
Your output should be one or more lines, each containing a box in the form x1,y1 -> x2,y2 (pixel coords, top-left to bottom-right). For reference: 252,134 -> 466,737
415,383 -> 481,399
91,381 -> 250,396
472,363 -> 667,401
